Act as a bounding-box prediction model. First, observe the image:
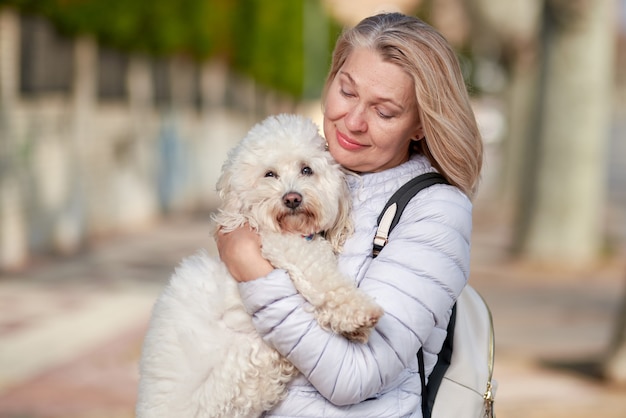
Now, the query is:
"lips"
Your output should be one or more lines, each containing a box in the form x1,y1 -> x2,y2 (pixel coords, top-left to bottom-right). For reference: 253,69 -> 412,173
336,131 -> 366,151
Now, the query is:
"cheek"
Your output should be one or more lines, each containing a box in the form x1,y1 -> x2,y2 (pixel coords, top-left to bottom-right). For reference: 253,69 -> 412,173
323,118 -> 334,146
371,123 -> 414,150
323,90 -> 345,122
375,136 -> 411,163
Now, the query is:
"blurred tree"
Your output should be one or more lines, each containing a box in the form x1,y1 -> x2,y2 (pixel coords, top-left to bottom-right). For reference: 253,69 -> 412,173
230,0 -> 305,98
0,0 -> 340,98
469,0 -> 616,267
518,0 -> 615,266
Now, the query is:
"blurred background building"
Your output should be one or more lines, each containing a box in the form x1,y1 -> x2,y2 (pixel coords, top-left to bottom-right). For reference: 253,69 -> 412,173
0,1 -> 324,268
1,0 -> 624,270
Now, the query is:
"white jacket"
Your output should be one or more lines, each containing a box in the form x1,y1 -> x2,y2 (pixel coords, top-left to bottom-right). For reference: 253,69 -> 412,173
238,154 -> 473,417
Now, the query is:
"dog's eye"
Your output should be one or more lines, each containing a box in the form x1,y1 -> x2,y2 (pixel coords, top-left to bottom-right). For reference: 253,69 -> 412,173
301,166 -> 313,176
264,170 -> 277,178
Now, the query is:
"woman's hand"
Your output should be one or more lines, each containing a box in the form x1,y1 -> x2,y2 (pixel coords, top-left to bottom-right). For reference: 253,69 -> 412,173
216,226 -> 274,282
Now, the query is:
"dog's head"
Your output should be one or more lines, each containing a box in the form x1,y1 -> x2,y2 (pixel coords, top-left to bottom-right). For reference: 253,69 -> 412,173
213,114 -> 352,252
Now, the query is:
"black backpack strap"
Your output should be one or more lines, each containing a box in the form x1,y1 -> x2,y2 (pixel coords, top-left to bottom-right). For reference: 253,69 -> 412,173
372,171 -> 454,417
419,304 -> 456,417
373,172 -> 448,258
417,347 -> 428,418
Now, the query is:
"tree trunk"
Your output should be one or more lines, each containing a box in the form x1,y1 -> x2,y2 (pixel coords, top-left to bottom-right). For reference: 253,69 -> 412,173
518,0 -> 615,267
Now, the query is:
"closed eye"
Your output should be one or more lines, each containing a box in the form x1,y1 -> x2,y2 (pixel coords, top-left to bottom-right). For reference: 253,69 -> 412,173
340,88 -> 355,98
377,109 -> 393,120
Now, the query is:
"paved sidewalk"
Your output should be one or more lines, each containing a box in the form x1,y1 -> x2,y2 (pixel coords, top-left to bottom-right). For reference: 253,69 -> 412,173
0,210 -> 625,418
0,215 -> 217,418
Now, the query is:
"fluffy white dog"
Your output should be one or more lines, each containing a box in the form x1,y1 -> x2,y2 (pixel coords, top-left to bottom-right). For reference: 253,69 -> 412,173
136,114 -> 384,418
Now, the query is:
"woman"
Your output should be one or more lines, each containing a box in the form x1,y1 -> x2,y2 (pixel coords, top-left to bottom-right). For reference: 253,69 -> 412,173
217,12 -> 483,417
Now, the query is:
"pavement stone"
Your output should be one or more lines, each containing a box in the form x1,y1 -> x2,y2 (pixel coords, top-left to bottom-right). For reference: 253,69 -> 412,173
0,209 -> 625,418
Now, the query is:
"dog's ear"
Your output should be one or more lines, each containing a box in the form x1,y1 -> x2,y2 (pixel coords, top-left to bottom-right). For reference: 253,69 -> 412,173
212,165 -> 248,232
324,181 -> 354,253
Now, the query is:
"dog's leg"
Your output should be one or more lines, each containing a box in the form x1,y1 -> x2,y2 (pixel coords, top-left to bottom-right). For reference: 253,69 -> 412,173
304,265 -> 383,344
193,336 -> 297,418
261,233 -> 383,343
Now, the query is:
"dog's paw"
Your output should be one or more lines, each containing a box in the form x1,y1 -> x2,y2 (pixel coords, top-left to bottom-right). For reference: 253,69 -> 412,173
316,299 -> 383,344
340,303 -> 384,343
342,327 -> 374,344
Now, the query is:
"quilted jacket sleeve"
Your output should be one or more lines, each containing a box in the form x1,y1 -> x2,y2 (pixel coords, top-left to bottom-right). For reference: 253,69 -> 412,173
237,185 -> 472,406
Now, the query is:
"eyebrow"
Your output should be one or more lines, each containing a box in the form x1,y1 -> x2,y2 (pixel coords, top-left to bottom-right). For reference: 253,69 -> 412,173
338,70 -> 405,111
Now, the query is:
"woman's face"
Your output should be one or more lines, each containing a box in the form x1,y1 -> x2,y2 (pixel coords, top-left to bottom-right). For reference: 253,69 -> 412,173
323,47 -> 423,173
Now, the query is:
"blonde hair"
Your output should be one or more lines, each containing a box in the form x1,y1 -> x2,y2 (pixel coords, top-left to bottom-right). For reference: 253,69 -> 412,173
322,13 -> 483,198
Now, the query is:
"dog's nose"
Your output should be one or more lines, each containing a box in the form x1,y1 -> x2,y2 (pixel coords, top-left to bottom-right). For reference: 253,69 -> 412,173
283,192 -> 302,209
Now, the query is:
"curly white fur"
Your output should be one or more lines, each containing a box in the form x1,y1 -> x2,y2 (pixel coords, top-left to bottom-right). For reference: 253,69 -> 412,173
136,114 -> 383,418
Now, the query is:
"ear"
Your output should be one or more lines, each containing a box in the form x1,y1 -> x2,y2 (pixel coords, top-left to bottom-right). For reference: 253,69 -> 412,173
412,123 -> 425,141
324,181 -> 354,253
212,166 -> 247,232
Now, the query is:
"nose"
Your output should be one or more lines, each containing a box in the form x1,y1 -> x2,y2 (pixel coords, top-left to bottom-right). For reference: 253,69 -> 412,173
344,104 -> 367,133
283,192 -> 302,209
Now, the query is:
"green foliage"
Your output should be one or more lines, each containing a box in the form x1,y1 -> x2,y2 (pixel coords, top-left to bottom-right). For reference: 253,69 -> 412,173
231,0 -> 303,96
0,0 -> 342,98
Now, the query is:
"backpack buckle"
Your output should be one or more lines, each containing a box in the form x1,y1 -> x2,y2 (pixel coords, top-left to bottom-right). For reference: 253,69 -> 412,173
372,235 -> 388,258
